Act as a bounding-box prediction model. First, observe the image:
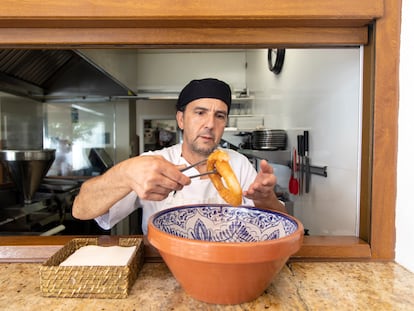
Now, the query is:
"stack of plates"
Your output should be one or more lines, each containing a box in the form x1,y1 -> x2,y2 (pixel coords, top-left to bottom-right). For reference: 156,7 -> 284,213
252,129 -> 287,150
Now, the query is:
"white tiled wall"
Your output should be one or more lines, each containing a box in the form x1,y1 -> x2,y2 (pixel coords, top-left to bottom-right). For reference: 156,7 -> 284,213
247,49 -> 362,235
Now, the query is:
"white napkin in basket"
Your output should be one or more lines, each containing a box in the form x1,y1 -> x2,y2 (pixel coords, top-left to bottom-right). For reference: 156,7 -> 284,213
59,245 -> 136,266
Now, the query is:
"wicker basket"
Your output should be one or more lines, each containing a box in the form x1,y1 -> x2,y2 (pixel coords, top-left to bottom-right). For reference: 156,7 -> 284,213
40,237 -> 144,298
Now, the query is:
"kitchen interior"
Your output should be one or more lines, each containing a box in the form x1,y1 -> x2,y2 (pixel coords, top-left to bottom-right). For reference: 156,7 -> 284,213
1,0 -> 413,308
0,47 -> 361,238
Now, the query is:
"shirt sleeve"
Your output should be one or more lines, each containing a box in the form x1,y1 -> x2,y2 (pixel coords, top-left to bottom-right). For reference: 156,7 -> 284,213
94,145 -> 179,230
94,191 -> 139,230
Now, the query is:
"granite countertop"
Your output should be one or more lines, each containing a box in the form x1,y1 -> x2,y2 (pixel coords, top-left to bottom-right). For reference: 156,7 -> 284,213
1,261 -> 413,310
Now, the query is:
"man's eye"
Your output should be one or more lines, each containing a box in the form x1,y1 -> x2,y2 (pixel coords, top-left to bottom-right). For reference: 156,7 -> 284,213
216,114 -> 227,120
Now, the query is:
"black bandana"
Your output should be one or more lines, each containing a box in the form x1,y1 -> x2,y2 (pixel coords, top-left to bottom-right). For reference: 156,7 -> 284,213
176,78 -> 232,112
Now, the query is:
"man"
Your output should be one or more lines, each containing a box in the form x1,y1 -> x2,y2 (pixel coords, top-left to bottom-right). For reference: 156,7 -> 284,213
72,78 -> 285,234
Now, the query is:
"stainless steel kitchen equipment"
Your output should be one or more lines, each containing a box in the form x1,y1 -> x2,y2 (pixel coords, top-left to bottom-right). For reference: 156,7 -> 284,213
238,148 -> 291,167
251,129 -> 287,150
0,49 -> 135,102
0,149 -> 109,235
0,178 -> 109,236
297,135 -> 304,195
0,149 -> 56,204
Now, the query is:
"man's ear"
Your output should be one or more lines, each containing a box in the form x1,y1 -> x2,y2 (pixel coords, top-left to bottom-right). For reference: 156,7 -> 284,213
176,111 -> 184,130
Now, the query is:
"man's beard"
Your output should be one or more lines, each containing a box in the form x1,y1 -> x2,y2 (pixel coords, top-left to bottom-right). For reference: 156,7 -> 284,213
191,144 -> 216,157
189,136 -> 218,157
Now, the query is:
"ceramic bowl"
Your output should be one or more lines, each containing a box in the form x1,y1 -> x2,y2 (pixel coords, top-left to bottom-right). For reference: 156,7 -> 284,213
147,204 -> 304,305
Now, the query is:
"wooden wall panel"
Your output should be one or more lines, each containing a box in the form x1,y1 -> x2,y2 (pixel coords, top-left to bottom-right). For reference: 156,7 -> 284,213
370,0 -> 401,259
0,27 -> 367,48
0,0 -> 383,25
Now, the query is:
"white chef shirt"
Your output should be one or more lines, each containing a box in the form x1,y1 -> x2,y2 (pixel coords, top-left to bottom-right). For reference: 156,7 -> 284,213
95,144 -> 256,234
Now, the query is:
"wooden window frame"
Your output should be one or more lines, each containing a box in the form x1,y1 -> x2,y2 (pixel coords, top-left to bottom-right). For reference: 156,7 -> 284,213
0,0 -> 401,261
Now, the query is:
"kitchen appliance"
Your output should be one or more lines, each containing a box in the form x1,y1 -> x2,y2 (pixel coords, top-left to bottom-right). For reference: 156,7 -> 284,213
0,49 -> 135,102
0,149 -> 56,204
0,149 -> 108,236
88,148 -> 114,174
0,178 -> 110,236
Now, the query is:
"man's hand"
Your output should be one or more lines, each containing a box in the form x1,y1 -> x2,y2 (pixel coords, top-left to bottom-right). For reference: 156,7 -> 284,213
120,155 -> 191,201
243,159 -> 286,212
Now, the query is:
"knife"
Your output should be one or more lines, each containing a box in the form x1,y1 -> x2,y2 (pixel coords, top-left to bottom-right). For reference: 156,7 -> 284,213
304,131 -> 311,193
297,135 -> 304,195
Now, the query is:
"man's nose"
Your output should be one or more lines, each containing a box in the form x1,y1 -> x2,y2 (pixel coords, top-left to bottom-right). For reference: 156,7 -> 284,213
204,113 -> 215,128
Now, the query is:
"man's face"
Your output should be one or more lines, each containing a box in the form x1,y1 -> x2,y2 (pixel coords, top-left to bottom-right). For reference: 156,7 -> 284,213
176,98 -> 228,157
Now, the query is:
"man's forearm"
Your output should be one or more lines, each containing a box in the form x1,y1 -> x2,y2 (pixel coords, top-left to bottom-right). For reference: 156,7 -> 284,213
72,167 -> 132,220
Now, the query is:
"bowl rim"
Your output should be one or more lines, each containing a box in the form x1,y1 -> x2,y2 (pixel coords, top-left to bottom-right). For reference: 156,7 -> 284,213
147,204 -> 304,263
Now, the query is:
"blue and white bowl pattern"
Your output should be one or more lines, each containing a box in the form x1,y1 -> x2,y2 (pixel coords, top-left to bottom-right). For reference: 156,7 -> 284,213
152,205 -> 298,242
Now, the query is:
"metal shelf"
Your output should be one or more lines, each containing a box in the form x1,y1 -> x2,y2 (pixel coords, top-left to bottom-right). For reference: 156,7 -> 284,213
239,149 -> 290,166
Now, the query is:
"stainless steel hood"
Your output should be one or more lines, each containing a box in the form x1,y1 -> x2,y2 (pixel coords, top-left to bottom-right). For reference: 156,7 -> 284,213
0,49 -> 136,102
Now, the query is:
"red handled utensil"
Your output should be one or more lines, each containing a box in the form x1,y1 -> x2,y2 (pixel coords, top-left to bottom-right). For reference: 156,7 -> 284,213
289,148 -> 299,195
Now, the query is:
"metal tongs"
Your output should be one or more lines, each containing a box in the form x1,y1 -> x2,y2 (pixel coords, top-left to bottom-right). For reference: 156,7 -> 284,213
180,158 -> 217,178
